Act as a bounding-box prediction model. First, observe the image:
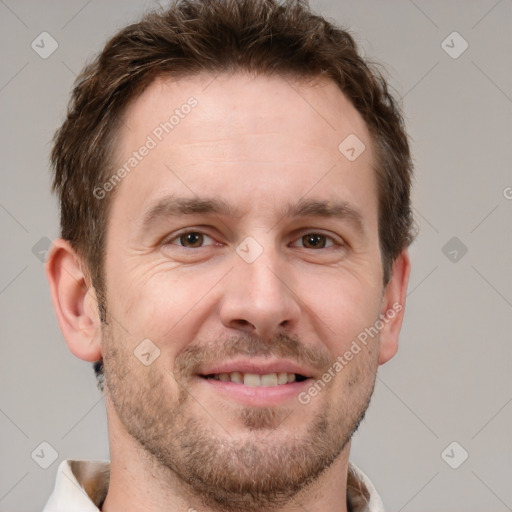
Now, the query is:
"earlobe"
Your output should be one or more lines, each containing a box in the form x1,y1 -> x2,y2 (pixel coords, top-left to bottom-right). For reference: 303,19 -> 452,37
45,238 -> 103,363
378,249 -> 411,365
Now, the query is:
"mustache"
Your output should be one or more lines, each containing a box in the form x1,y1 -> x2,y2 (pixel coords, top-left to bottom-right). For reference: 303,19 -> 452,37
172,331 -> 333,378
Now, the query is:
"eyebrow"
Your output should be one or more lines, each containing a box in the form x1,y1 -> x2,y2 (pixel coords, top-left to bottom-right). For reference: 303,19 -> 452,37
140,195 -> 366,235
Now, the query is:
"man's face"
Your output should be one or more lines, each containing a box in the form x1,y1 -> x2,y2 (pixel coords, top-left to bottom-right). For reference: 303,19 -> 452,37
101,73 -> 387,509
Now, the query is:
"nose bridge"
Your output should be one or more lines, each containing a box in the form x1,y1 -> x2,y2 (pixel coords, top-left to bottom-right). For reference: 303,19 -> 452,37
220,238 -> 300,335
243,243 -> 287,302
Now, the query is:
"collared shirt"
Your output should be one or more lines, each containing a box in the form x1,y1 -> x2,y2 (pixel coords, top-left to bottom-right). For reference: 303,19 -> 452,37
42,459 -> 385,512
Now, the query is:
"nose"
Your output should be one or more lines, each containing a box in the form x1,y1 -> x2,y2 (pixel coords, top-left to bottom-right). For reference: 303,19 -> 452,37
219,246 -> 301,339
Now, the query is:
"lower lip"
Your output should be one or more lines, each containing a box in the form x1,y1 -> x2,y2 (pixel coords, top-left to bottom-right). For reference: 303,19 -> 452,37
197,377 -> 311,406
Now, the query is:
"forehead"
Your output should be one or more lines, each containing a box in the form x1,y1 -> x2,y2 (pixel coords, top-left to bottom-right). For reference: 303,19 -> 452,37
109,72 -> 377,230
119,72 -> 371,155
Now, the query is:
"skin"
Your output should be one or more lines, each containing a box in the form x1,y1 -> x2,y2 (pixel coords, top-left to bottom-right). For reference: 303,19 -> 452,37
46,72 -> 410,512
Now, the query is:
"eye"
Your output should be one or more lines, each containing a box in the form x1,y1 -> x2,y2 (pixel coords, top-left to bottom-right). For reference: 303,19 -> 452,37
291,233 -> 337,249
166,231 -> 216,248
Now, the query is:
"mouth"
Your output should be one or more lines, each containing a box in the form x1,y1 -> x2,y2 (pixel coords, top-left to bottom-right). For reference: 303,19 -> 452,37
199,372 -> 308,388
195,360 -> 314,406
199,372 -> 308,386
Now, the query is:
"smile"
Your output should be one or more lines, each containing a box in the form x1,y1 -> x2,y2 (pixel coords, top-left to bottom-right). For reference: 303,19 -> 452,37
201,372 -> 307,387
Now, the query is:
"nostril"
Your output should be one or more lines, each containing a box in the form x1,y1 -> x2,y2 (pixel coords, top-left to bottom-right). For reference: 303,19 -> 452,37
231,319 -> 255,329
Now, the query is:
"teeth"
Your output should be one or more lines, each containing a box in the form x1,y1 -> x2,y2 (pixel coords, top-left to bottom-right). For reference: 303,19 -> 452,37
277,372 -> 288,385
230,371 -> 243,384
209,371 -> 300,386
244,373 -> 261,387
260,373 -> 278,387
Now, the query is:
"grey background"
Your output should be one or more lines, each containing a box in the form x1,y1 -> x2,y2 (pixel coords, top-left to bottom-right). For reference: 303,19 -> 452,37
1,0 -> 511,511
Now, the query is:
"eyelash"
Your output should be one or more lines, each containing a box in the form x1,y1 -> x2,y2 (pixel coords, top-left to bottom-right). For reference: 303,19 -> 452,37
163,230 -> 343,250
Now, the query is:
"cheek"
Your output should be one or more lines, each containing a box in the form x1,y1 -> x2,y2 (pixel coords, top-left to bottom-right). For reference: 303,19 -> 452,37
298,269 -> 382,354
106,261 -> 225,347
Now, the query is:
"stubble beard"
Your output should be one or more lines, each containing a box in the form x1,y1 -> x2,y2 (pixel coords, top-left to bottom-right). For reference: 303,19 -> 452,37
102,327 -> 376,512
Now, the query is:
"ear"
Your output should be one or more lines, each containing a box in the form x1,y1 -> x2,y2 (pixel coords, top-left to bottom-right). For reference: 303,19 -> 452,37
377,249 -> 411,365
45,238 -> 103,362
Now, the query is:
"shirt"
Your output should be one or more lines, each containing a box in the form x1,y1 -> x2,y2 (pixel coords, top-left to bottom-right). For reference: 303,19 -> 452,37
42,459 -> 385,512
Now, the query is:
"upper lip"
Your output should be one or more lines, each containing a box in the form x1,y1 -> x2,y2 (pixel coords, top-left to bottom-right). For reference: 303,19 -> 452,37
197,359 -> 314,378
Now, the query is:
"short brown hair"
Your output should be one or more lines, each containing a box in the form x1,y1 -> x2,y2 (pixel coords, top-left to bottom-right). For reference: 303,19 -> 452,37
51,0 -> 415,389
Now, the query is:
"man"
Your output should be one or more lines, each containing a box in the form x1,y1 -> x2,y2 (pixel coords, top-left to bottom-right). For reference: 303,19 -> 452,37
44,0 -> 414,511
